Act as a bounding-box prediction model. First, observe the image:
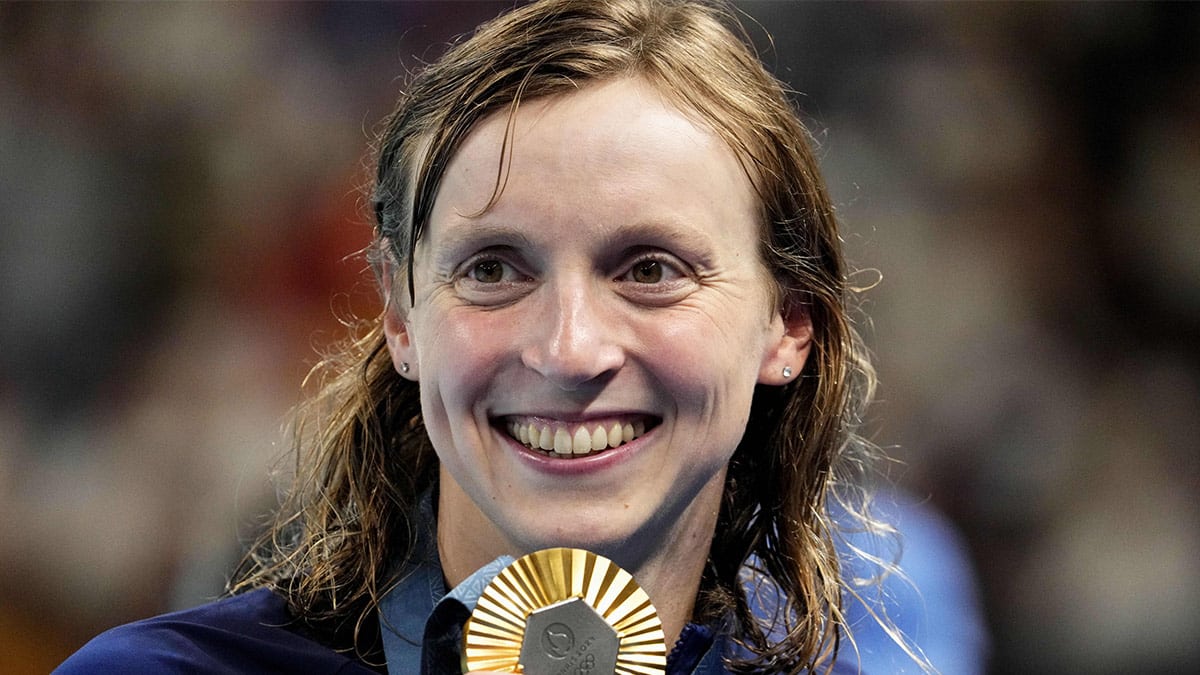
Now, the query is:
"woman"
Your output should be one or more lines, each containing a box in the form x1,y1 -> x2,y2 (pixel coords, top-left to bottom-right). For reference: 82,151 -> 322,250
59,1 -> 890,673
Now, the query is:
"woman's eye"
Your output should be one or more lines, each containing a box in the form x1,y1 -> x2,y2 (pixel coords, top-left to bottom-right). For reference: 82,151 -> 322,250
622,255 -> 686,285
454,254 -> 532,305
630,260 -> 664,284
615,254 -> 694,305
469,259 -> 506,283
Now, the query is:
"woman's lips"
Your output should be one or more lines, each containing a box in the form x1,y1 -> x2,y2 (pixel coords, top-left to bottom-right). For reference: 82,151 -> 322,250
498,416 -> 656,457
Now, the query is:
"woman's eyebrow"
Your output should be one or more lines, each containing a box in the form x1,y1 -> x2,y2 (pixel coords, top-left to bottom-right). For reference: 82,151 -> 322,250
604,219 -> 704,243
426,222 -> 538,258
426,218 -> 722,265
601,219 -> 719,260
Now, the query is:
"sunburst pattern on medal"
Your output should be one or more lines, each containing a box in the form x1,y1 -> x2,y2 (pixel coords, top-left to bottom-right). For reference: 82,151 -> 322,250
463,547 -> 667,674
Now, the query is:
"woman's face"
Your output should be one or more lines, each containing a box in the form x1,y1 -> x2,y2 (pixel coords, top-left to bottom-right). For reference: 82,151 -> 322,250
385,77 -> 810,569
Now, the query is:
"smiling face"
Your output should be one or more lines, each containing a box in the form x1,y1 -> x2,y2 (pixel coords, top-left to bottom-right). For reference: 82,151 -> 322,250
384,76 -> 810,576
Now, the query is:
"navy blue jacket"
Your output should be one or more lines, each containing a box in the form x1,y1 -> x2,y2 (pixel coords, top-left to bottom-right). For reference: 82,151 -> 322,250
56,585 -> 851,674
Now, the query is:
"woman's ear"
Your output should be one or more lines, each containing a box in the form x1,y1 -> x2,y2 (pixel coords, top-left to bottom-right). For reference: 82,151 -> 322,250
381,270 -> 419,381
758,305 -> 813,385
383,305 -> 418,380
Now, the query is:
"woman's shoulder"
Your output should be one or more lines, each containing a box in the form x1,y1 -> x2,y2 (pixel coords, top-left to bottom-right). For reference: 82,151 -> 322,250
54,588 -> 381,674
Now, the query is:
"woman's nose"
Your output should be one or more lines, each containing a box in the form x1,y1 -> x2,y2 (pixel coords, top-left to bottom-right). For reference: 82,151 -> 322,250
520,282 -> 625,390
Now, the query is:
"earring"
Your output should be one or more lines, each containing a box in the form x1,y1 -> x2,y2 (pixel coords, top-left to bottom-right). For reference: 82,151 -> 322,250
782,366 -> 792,379
401,362 -> 410,374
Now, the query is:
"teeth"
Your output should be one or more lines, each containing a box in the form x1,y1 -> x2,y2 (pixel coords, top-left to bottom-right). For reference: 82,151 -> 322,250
507,420 -> 650,456
591,426 -> 607,451
554,428 -> 571,454
573,427 -> 592,455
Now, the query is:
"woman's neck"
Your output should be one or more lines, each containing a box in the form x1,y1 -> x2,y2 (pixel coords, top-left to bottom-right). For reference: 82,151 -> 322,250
435,469 -> 726,647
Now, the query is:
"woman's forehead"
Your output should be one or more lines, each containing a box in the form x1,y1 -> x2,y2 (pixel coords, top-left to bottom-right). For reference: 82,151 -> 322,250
451,77 -> 722,169
422,77 -> 758,247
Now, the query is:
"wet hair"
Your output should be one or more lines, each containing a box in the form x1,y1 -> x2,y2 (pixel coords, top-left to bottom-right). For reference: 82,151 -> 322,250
235,1 -> 884,671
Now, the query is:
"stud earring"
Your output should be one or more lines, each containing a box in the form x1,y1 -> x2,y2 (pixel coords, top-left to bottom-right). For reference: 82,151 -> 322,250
782,366 -> 792,378
401,362 -> 410,374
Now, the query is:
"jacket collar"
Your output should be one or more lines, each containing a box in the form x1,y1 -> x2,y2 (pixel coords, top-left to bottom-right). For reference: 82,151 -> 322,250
377,491 -> 725,674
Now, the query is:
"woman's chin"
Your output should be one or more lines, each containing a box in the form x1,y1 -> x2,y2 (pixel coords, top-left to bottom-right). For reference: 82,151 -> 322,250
503,510 -> 660,569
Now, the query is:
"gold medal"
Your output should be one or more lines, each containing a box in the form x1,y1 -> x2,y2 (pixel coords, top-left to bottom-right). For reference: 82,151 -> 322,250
462,547 -> 667,674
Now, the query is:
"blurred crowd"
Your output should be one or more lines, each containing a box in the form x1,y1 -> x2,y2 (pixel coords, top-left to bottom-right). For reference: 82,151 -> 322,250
1,3 -> 1196,674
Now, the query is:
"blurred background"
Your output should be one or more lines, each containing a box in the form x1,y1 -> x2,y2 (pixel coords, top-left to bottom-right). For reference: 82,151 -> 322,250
1,2 -> 1196,673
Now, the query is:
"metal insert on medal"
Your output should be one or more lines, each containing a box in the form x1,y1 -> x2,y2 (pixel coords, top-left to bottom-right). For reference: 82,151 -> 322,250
462,547 -> 668,674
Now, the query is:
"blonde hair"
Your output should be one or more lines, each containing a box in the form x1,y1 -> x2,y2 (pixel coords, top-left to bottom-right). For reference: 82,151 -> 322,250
236,1 -> 882,671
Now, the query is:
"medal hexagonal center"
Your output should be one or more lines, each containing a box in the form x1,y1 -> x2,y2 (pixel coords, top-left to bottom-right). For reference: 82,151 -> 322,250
519,597 -> 619,675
